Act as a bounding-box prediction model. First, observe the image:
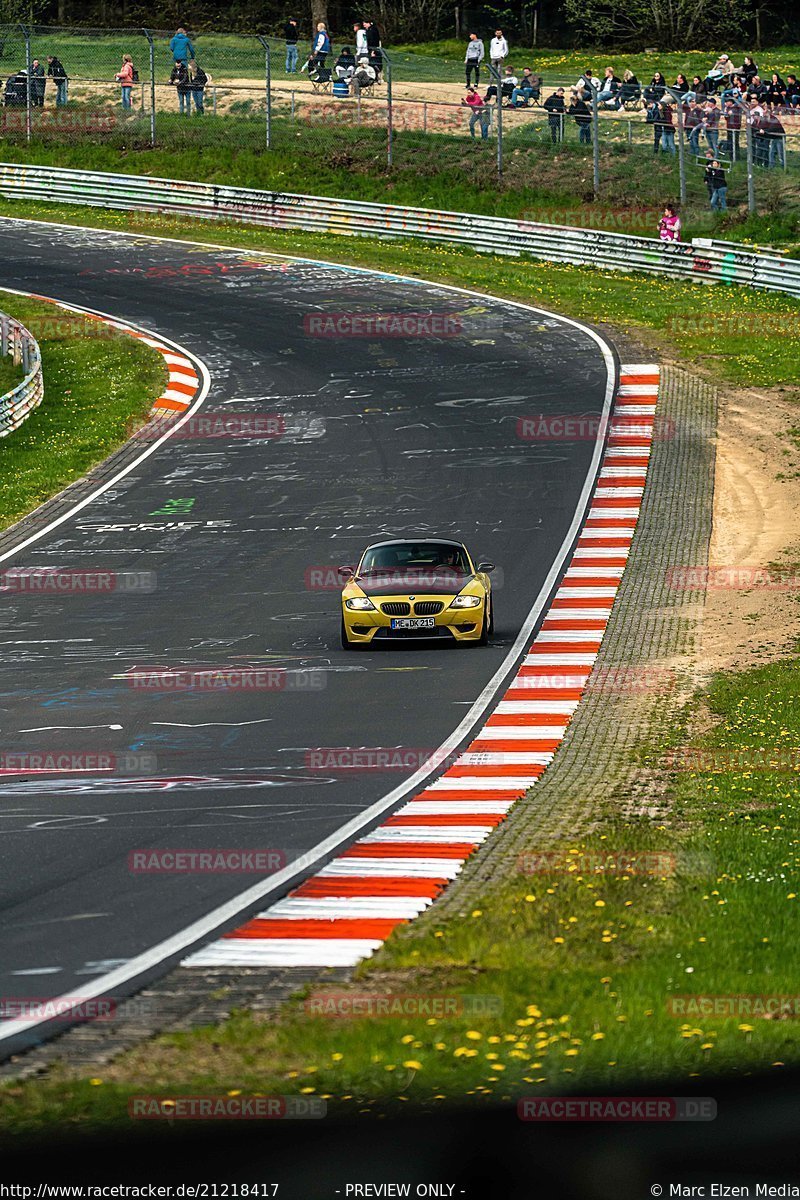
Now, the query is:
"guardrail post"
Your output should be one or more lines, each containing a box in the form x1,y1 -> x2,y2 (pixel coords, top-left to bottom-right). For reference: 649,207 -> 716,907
590,82 -> 599,197
256,35 -> 272,150
19,24 -> 31,145
1,315 -> 7,357
142,29 -> 156,148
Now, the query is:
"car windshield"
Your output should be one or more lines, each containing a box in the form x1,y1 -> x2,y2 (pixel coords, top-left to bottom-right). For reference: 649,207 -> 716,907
359,542 -> 471,574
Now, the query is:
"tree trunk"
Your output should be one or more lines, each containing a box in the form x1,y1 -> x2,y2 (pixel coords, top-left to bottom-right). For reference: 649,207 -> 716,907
311,0 -> 329,30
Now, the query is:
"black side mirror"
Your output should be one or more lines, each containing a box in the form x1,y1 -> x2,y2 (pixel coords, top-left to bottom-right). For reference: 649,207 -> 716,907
338,565 -> 355,578
477,561 -> 495,573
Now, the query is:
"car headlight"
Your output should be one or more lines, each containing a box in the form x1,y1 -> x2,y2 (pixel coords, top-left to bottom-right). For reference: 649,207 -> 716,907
345,596 -> 376,611
448,594 -> 483,609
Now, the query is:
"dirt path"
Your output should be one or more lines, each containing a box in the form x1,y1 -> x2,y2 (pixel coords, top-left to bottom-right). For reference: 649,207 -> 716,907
698,385 -> 800,674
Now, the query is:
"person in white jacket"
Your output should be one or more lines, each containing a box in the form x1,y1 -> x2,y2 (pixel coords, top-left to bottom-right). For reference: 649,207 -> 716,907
490,30 -> 508,72
353,23 -> 368,57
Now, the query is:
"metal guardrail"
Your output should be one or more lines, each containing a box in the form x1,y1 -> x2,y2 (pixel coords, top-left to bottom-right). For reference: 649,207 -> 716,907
0,162 -> 798,300
0,310 -> 43,438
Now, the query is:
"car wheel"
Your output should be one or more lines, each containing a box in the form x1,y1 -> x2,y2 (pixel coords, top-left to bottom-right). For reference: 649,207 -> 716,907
478,604 -> 490,646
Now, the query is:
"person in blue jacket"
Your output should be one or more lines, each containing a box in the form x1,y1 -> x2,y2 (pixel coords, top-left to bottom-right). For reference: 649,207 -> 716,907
169,26 -> 195,64
313,22 -> 330,67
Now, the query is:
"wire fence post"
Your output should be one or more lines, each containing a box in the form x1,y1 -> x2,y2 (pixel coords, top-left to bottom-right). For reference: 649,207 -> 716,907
143,29 -> 156,148
256,35 -> 271,149
19,24 -> 30,145
668,87 -> 687,206
383,48 -> 393,168
733,99 -> 756,214
590,81 -> 599,197
487,64 -> 502,180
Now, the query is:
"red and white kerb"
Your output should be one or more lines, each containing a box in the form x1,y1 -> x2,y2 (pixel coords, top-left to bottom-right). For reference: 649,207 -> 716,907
183,364 -> 660,969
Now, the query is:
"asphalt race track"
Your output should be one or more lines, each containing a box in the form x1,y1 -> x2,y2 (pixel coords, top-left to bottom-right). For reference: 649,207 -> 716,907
0,220 -> 614,1049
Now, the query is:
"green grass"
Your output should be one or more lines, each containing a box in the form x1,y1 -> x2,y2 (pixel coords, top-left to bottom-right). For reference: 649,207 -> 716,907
2,657 -> 799,1131
0,291 -> 166,528
1,137 -> 799,247
0,199 -> 797,389
0,353 -> 23,395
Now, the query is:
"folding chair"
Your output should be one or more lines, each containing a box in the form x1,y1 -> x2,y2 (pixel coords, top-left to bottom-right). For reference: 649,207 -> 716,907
310,68 -> 332,94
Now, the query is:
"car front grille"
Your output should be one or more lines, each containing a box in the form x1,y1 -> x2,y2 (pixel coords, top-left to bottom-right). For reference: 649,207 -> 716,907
414,601 -> 444,615
381,602 -> 411,616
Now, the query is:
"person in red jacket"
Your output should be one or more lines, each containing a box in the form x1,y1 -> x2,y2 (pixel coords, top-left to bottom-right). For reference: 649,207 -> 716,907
463,85 -> 489,139
115,53 -> 135,110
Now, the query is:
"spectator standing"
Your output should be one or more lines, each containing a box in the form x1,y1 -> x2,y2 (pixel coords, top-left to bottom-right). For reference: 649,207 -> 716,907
353,23 -> 368,58
364,21 -> 381,51
283,19 -> 299,73
723,100 -> 741,160
170,59 -> 191,114
464,33 -> 484,87
764,107 -> 786,168
705,159 -> 727,210
544,86 -> 566,142
47,54 -> 68,106
169,26 -> 195,64
568,90 -> 592,143
684,99 -> 703,154
724,100 -> 743,159
313,22 -> 330,67
704,99 -> 721,154
656,100 -> 676,153
749,100 -> 768,167
489,30 -> 508,73
463,85 -> 489,139
30,58 -> 45,107
658,204 -> 681,242
188,59 -> 208,113
115,54 -> 134,110
645,97 -> 661,150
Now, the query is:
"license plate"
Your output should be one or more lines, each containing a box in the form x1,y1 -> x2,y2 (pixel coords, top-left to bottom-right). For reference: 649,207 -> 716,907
390,617 -> 435,629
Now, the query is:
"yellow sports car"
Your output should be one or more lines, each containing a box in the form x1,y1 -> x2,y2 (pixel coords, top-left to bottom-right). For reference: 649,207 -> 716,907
339,538 -> 495,648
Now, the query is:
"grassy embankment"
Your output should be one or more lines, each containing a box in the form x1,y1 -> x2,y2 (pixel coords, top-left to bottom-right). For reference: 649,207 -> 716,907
0,290 -> 166,529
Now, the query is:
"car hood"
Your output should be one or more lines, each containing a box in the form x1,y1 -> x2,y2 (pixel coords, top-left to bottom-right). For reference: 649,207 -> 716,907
353,570 -> 473,596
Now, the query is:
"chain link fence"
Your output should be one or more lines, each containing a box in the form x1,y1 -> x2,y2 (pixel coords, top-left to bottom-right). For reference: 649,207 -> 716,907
1,24 -> 798,209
